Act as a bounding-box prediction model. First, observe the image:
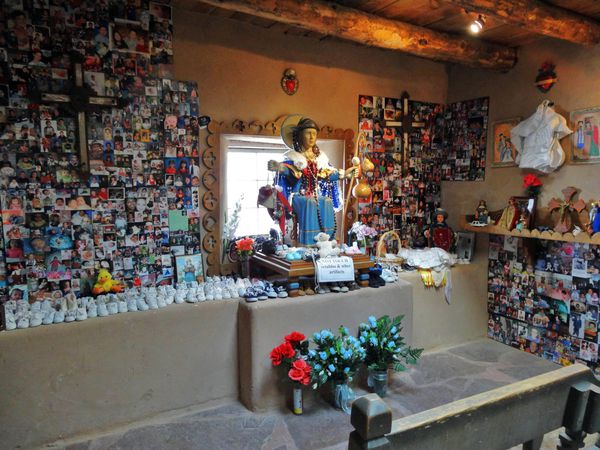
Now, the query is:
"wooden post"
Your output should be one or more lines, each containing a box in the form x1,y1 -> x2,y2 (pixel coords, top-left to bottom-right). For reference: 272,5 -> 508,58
348,394 -> 392,450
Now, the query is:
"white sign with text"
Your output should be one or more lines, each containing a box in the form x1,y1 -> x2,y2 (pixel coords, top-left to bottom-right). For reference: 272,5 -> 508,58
316,256 -> 355,283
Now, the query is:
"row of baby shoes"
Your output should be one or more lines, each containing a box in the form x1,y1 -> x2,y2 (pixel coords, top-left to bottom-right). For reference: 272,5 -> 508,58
242,279 -> 288,303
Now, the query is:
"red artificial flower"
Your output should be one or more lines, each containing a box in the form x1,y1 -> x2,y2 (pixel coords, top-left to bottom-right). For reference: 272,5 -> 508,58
284,331 -> 306,345
288,359 -> 312,385
235,237 -> 255,253
523,174 -> 542,188
279,341 -> 295,359
288,367 -> 305,382
270,346 -> 283,366
291,359 -> 310,371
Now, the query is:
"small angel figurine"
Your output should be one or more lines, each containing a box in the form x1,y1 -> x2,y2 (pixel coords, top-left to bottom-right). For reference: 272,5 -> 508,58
473,200 -> 489,226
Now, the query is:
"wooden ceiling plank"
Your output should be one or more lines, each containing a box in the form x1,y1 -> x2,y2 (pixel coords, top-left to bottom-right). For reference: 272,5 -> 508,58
444,0 -> 600,45
192,0 -> 517,70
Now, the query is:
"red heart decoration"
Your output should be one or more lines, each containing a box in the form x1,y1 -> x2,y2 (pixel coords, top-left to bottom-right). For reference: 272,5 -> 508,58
285,79 -> 296,91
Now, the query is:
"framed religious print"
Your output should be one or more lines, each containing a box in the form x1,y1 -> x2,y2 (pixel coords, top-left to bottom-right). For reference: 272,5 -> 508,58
491,118 -> 520,167
175,254 -> 204,284
570,107 -> 600,164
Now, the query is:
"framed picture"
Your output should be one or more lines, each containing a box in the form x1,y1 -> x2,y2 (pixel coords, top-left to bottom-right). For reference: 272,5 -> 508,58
456,231 -> 475,262
512,196 -> 537,230
570,107 -> 600,164
175,253 -> 204,284
491,118 -> 520,167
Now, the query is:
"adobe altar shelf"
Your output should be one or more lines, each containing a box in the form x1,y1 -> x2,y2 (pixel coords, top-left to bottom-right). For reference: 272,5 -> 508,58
459,215 -> 600,245
251,252 -> 374,296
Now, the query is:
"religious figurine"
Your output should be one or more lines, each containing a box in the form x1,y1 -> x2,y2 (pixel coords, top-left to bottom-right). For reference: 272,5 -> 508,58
515,208 -> 530,231
424,208 -> 453,251
591,201 -> 600,234
497,197 -> 519,231
472,200 -> 489,226
268,116 -> 355,245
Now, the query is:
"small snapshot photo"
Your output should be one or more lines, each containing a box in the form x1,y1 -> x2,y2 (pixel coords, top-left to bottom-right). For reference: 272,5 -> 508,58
175,253 -> 204,284
110,19 -> 150,55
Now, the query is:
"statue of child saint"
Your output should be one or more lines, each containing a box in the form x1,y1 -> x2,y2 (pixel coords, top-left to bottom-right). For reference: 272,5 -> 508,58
268,116 -> 355,245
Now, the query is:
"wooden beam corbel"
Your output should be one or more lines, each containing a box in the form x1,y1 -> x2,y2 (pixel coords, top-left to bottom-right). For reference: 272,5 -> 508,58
190,0 -> 517,70
445,0 -> 600,46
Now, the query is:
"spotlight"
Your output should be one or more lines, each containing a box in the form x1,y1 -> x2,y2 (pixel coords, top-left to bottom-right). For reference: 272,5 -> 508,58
469,15 -> 485,34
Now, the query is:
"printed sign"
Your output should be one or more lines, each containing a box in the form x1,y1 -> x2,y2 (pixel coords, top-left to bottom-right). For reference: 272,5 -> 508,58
316,256 -> 355,283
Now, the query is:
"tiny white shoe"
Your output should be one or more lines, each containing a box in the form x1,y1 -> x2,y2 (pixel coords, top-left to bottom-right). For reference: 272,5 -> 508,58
186,291 -> 197,303
147,297 -> 159,310
165,294 -> 174,305
136,298 -> 149,311
127,298 -> 138,312
118,301 -> 128,313
17,314 -> 30,329
107,302 -> 119,315
76,307 -> 87,321
30,311 -> 43,327
42,310 -> 55,325
88,300 -> 98,318
53,310 -> 65,323
174,294 -> 184,304
157,296 -> 167,308
30,301 -> 41,312
64,309 -> 76,323
5,311 -> 17,330
97,301 -> 109,317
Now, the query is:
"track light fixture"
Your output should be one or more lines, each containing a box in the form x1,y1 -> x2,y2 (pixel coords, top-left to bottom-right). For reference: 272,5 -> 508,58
469,14 -> 485,34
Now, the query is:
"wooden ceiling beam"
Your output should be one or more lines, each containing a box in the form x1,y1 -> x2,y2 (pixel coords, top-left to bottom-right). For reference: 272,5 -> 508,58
444,0 -> 600,45
191,0 -> 517,70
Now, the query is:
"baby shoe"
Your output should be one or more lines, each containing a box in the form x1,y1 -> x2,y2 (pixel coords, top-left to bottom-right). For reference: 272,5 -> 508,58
330,282 -> 341,293
30,310 -> 43,327
42,309 -> 55,325
88,300 -> 99,317
196,288 -> 206,302
339,283 -> 349,293
107,301 -> 119,315
126,297 -> 137,312
236,278 -> 246,296
76,307 -> 88,321
256,287 -> 268,301
204,282 -> 215,301
305,285 -> 315,295
316,285 -> 328,294
64,309 -> 76,323
53,310 -> 65,323
137,297 -> 150,311
222,286 -> 232,299
98,300 -> 109,316
17,313 -> 30,329
147,297 -> 159,310
5,310 -> 16,330
186,291 -> 198,303
265,282 -> 278,299
214,283 -> 223,301
30,301 -> 41,312
275,285 -> 288,298
118,300 -> 129,313
381,269 -> 396,283
244,287 -> 258,303
174,293 -> 184,304
157,296 -> 167,308
165,293 -> 175,305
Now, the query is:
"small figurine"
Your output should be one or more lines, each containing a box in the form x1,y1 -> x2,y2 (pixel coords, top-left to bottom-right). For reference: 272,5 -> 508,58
591,201 -> 600,234
92,268 -> 125,295
515,208 -> 530,231
424,208 -> 454,251
497,197 -> 519,231
472,200 -> 489,226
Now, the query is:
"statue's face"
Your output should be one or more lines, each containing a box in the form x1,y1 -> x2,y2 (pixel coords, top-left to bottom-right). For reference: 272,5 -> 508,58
299,128 -> 317,150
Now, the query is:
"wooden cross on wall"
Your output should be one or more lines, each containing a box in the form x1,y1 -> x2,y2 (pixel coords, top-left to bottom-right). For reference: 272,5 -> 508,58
34,53 -> 120,172
399,91 -> 426,177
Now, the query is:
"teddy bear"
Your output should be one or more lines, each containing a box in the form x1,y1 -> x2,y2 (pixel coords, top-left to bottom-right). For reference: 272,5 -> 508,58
314,232 -> 340,258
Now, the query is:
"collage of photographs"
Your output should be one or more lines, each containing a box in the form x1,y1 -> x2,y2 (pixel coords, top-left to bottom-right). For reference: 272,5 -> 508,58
0,0 -> 204,308
357,95 -> 487,247
487,235 -> 600,372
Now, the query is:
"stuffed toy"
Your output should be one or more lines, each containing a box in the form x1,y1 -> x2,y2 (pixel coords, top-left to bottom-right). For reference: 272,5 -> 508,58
314,232 -> 340,258
92,268 -> 125,295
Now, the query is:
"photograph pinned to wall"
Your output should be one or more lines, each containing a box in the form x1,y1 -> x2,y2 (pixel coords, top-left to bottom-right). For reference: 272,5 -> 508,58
175,253 -> 204,284
570,107 -> 600,164
109,19 -> 151,55
491,118 -> 520,167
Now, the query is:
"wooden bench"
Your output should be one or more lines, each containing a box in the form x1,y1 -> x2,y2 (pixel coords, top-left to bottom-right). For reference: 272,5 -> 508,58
349,364 -> 600,450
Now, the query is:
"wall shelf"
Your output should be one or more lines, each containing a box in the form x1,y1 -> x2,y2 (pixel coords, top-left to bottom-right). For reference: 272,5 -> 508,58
459,216 -> 600,245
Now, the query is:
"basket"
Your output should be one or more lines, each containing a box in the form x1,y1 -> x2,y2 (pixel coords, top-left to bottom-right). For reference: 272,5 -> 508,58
375,230 -> 404,264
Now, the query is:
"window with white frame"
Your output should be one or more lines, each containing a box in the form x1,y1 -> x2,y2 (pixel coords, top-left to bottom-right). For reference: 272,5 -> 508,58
223,135 -> 286,237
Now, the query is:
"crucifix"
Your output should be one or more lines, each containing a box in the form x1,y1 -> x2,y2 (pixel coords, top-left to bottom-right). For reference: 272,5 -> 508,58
34,52 -> 120,172
399,91 -> 426,177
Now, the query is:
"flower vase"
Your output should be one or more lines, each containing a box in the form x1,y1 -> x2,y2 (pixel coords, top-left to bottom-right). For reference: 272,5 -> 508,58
333,380 -> 354,414
240,257 -> 250,278
292,386 -> 303,415
369,369 -> 389,398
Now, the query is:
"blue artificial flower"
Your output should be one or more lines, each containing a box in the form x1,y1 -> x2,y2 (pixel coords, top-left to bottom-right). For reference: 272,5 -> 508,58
388,341 -> 396,348
329,347 -> 336,355
341,350 -> 350,360
313,332 -> 321,341
368,316 -> 377,327
328,364 -> 336,372
393,333 -> 400,339
342,327 -> 349,335
319,351 -> 327,361
314,363 -> 322,370
369,336 -> 378,346
308,350 -> 316,357
359,335 -> 366,344
344,367 -> 350,373
391,326 -> 397,334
